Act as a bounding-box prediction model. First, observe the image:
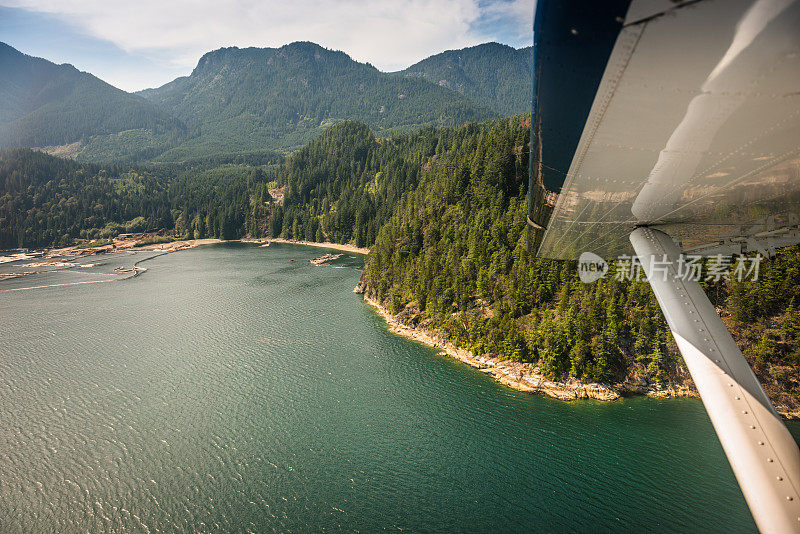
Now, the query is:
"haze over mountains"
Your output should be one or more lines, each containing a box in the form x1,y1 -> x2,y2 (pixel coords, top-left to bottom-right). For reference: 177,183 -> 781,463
0,40 -> 531,163
0,42 -> 186,162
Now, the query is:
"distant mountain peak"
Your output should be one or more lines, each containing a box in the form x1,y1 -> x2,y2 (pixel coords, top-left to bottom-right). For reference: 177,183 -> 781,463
190,41 -> 360,78
0,41 -> 78,70
395,42 -> 532,116
281,41 -> 329,52
0,41 -> 186,161
138,41 -> 496,159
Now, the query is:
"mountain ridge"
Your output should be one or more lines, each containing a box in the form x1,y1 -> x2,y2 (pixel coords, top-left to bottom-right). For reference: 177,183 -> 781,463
136,41 -> 498,160
1,40 -> 531,163
394,42 -> 532,116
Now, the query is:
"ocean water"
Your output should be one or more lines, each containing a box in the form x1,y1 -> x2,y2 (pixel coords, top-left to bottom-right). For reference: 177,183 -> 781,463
1,242 -> 797,532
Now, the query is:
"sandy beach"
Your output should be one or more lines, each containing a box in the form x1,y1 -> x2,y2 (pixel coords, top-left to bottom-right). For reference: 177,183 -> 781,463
139,238 -> 224,252
266,238 -> 369,255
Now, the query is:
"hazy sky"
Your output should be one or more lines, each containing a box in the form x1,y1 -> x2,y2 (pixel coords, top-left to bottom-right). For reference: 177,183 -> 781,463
0,0 -> 533,92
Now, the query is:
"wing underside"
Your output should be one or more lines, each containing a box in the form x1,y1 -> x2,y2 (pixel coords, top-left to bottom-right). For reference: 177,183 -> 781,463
529,0 -> 800,260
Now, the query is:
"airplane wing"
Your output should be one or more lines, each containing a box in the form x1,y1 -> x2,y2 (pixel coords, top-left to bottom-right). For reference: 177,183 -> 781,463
529,0 -> 800,261
528,0 -> 800,531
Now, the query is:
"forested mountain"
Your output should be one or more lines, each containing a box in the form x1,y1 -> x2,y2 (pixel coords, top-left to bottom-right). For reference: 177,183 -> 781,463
0,42 -> 187,163
137,42 -> 496,159
271,121 -> 471,247
0,121 -> 464,248
365,117 -> 674,381
395,43 -> 532,116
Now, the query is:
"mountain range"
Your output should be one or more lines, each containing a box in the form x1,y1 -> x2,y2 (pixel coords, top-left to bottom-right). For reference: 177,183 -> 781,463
0,41 -> 531,163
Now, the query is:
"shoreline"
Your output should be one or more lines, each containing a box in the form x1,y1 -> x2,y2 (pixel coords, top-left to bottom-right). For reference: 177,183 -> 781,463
7,237 -> 366,263
364,295 -> 716,400
362,295 -> 679,401
41,238 -> 225,258
137,238 -> 225,252
5,239 -> 796,419
363,294 -> 799,419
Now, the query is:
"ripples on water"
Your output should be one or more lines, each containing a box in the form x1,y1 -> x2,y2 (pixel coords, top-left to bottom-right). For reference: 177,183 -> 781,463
1,243 -> 797,532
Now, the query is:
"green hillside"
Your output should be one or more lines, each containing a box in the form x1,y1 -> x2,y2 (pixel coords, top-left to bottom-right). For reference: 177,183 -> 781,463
270,120 -> 466,247
0,148 -> 172,247
0,42 -> 187,162
362,117 -> 800,409
395,43 -> 532,116
138,42 -> 497,159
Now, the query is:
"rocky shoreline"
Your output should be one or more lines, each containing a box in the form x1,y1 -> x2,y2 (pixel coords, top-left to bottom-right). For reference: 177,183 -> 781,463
361,294 -> 700,403
360,289 -> 800,420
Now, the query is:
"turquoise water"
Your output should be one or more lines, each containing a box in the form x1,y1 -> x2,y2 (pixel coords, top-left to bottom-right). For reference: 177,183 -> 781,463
1,242 -> 797,532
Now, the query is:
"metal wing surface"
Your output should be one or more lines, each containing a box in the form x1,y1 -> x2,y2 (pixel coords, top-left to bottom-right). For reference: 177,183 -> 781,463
529,0 -> 800,260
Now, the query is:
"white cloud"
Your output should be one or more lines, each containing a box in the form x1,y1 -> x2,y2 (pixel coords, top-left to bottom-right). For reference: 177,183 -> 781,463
1,0 -> 533,90
1,0 -> 529,74
479,0 -> 534,42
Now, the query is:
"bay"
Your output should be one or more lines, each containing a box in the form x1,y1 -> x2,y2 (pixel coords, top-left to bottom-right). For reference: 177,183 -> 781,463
1,242 -> 797,532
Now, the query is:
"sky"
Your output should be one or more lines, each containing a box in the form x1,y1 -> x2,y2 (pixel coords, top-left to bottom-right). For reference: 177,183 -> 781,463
0,0 -> 533,92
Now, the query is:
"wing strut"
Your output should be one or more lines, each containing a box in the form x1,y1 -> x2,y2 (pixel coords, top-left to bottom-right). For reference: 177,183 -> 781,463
630,227 -> 800,533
